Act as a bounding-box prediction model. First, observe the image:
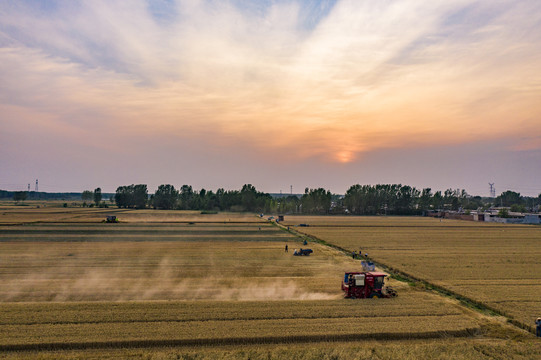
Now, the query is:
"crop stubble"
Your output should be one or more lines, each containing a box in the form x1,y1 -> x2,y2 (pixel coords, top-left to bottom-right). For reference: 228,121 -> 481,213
0,209 -> 490,354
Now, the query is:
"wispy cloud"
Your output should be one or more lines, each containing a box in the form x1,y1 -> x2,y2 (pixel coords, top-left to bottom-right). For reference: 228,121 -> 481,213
1,0 -> 541,167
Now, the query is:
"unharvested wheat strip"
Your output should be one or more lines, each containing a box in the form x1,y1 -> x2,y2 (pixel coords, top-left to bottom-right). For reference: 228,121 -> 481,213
0,300 -> 462,325
0,315 -> 478,346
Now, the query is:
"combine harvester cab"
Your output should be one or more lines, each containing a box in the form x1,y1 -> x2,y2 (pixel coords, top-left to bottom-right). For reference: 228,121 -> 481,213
342,272 -> 397,299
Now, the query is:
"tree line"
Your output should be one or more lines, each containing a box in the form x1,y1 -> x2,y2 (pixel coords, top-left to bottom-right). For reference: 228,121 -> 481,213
114,184 -> 273,212
4,184 -> 540,214
0,190 -> 84,201
341,186 -> 540,215
110,183 -> 541,214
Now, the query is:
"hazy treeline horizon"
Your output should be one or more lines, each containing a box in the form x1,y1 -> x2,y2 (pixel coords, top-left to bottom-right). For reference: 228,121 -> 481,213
3,183 -> 540,215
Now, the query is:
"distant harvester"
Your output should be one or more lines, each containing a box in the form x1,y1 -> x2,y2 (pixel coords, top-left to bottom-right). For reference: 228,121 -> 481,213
105,215 -> 118,223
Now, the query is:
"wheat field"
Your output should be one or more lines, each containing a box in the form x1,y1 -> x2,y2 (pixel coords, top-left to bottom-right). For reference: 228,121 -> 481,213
0,207 -> 539,358
289,215 -> 541,332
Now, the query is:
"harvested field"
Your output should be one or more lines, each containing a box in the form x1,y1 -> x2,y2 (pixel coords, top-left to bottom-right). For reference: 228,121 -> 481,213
0,205 -> 263,225
113,209 -> 265,223
0,223 -> 290,242
0,207 -> 537,358
292,215 -> 541,332
0,228 -> 337,301
0,295 -> 478,350
0,206 -> 128,224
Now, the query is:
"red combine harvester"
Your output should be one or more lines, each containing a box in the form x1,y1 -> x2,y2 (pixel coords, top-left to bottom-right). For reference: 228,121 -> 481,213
342,272 -> 397,298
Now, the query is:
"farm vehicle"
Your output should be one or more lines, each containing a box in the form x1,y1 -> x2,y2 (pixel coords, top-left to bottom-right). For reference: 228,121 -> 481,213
293,248 -> 313,256
104,215 -> 118,223
361,261 -> 375,271
342,272 -> 397,299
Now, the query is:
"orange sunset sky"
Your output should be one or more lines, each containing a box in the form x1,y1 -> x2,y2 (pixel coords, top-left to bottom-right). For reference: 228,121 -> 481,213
1,0 -> 541,196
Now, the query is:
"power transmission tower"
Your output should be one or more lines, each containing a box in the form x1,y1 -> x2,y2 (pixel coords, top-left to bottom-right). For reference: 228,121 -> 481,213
488,183 -> 495,198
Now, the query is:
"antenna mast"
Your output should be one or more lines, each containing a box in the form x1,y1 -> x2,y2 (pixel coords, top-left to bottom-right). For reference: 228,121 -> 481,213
488,183 -> 495,198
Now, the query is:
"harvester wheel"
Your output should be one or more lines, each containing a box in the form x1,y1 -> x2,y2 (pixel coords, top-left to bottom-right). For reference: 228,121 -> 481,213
369,293 -> 381,299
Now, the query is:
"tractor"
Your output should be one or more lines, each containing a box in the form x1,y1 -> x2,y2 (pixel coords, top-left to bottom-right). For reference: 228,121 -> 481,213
341,271 -> 397,299
293,248 -> 313,256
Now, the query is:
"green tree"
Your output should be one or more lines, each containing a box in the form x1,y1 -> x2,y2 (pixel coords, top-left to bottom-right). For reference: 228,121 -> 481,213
277,195 -> 299,214
13,191 -> 27,202
301,188 -> 331,214
344,184 -> 420,215
93,187 -> 102,205
115,184 -> 147,209
132,184 -> 148,209
396,185 -> 419,214
241,184 -> 257,211
238,184 -> 270,212
443,189 -> 459,210
179,185 -> 194,210
153,184 -> 179,210
81,190 -> 93,202
432,191 -> 443,210
463,196 -> 483,210
510,204 -> 526,213
498,208 -> 510,218
418,188 -> 432,210
496,191 -> 522,207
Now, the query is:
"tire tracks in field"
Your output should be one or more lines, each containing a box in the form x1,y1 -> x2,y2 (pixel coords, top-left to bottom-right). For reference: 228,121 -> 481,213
0,328 -> 481,352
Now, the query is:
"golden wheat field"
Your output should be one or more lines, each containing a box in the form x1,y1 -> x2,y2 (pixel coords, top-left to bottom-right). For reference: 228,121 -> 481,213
0,204 -> 260,225
3,339 -> 541,360
0,206 -> 540,359
288,215 -> 541,332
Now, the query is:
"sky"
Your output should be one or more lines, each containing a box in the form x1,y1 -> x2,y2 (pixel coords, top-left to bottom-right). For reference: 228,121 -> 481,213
1,0 -> 541,196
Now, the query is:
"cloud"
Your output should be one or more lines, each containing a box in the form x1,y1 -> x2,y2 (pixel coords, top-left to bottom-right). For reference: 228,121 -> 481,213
1,0 -> 541,169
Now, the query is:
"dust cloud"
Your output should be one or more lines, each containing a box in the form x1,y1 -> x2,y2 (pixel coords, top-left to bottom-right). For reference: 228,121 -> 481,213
0,257 -> 338,302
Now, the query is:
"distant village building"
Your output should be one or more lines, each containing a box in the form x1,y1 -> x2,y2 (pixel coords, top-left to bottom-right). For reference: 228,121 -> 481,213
479,211 -> 541,224
472,213 -> 485,222
426,210 -> 541,225
523,214 -> 541,224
